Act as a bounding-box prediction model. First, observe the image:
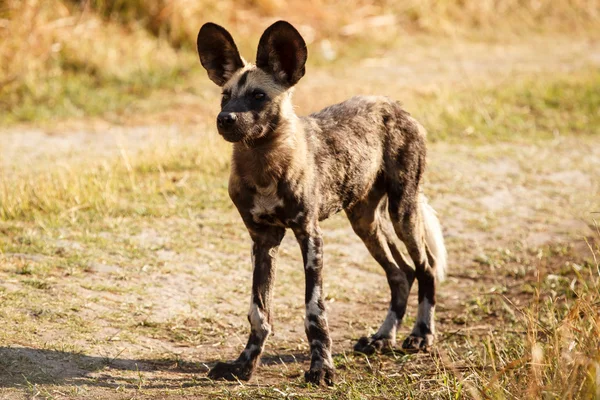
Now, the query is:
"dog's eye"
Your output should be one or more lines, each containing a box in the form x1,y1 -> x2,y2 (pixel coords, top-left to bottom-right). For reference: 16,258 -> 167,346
222,93 -> 231,102
253,91 -> 265,100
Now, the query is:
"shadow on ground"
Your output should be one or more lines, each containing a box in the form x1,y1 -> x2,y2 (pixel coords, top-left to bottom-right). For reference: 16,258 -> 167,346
0,346 -> 310,390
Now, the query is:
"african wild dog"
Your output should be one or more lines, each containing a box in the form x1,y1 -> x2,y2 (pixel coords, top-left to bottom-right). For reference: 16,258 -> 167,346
197,21 -> 447,386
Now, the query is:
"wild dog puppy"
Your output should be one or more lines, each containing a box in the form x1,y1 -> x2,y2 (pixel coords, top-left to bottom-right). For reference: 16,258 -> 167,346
197,21 -> 447,386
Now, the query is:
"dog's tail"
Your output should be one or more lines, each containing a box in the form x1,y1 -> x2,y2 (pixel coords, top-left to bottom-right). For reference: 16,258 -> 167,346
420,194 -> 447,282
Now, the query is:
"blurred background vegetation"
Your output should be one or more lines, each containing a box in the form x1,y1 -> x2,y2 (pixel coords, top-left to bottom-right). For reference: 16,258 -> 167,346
0,0 -> 598,124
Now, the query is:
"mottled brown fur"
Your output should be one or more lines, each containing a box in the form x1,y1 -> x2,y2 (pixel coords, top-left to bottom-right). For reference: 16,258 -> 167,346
197,21 -> 447,386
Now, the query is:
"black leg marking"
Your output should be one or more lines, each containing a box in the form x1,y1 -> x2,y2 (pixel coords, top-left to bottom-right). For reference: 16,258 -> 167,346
208,226 -> 285,381
294,225 -> 335,386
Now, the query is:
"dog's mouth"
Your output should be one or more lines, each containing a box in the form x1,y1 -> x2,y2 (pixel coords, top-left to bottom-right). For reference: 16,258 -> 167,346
217,120 -> 269,145
217,126 -> 245,143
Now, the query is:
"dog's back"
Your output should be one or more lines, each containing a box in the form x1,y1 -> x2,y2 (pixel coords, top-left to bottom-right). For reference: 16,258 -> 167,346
301,95 -> 427,220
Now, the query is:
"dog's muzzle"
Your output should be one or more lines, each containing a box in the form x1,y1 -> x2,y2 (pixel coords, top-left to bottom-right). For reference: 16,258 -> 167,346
217,112 -> 237,129
216,112 -> 245,142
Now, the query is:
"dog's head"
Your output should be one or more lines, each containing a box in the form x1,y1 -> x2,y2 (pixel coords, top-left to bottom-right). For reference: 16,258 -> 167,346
197,21 -> 307,144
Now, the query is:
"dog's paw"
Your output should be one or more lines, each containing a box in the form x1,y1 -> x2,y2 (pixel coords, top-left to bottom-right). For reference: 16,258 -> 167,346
401,333 -> 434,353
353,336 -> 395,355
304,366 -> 335,386
208,361 -> 253,381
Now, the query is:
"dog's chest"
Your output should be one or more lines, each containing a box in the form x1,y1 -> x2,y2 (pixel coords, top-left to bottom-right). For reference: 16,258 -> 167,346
250,183 -> 285,225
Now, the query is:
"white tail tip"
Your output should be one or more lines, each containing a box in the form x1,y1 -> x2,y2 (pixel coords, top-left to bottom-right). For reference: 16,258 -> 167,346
420,195 -> 447,282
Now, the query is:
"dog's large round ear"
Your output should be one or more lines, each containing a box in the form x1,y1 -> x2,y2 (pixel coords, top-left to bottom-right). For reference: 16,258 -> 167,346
197,23 -> 245,87
256,21 -> 307,87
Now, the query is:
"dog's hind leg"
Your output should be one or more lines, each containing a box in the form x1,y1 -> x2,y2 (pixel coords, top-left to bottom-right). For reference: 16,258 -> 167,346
381,115 -> 447,351
346,183 -> 414,354
387,187 -> 446,351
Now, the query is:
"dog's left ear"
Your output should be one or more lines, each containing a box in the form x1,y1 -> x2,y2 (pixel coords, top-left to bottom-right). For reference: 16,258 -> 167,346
256,21 -> 307,87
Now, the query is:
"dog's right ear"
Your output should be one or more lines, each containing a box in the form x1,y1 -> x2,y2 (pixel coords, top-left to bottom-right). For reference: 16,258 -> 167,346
197,23 -> 245,87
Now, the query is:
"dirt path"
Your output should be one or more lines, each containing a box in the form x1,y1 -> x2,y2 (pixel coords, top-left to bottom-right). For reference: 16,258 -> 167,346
1,37 -> 599,399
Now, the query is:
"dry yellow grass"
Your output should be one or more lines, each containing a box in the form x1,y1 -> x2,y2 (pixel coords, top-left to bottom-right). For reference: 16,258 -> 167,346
490,238 -> 600,398
0,0 -> 179,81
0,0 -> 185,122
83,0 -> 600,42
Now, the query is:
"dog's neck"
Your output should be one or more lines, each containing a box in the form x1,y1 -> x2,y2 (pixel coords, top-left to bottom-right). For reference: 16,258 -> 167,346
232,101 -> 305,188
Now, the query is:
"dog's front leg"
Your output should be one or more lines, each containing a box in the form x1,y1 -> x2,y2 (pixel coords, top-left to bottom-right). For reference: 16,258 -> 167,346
294,224 -> 335,386
208,226 -> 285,381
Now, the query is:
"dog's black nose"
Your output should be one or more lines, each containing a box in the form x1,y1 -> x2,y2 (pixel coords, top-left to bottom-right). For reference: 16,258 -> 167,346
217,112 -> 237,128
